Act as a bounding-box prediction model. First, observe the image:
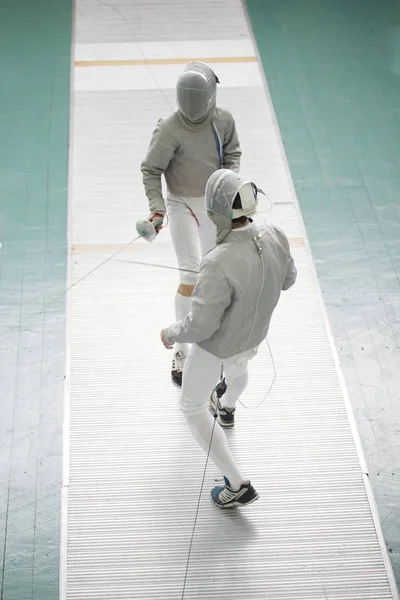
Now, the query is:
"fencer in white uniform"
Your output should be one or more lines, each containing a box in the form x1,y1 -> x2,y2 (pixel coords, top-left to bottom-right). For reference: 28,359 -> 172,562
141,62 -> 241,386
161,169 -> 297,508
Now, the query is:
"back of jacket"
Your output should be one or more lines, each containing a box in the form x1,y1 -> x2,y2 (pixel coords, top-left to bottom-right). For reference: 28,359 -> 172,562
165,222 -> 297,359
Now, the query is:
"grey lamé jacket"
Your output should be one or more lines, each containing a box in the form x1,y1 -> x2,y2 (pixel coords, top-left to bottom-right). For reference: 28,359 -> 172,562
165,223 -> 297,360
141,107 -> 241,214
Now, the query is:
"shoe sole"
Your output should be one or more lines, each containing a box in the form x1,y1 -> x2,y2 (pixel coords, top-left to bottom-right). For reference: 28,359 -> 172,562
218,418 -> 234,428
212,492 -> 260,509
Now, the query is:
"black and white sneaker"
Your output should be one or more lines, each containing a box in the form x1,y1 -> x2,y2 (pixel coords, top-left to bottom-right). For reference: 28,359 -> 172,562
211,477 -> 259,508
209,378 -> 235,427
209,378 -> 227,416
171,351 -> 186,386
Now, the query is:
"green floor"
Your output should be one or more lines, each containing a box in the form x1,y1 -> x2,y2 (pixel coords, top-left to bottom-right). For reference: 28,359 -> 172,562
0,1 -> 71,598
246,0 -> 400,586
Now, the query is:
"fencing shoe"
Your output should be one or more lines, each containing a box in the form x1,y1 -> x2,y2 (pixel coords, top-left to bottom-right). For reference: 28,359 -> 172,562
211,477 -> 259,508
209,379 -> 235,427
171,351 -> 186,386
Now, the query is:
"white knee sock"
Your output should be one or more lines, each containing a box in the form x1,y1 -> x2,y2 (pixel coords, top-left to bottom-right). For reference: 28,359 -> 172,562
221,370 -> 249,410
185,409 -> 246,491
174,293 -> 191,355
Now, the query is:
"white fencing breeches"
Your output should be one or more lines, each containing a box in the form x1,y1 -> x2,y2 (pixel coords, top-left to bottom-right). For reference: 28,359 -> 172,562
167,194 -> 216,286
179,344 -> 257,489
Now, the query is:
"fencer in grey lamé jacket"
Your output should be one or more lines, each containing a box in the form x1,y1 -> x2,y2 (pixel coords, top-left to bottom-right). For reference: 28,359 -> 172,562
141,107 -> 241,214
165,222 -> 297,360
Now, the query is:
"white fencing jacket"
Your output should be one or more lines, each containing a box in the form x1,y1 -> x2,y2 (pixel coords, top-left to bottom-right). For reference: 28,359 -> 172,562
165,222 -> 297,360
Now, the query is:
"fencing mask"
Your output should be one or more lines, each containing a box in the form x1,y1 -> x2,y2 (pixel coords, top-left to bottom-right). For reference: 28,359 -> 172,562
205,169 -> 260,243
176,62 -> 219,123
